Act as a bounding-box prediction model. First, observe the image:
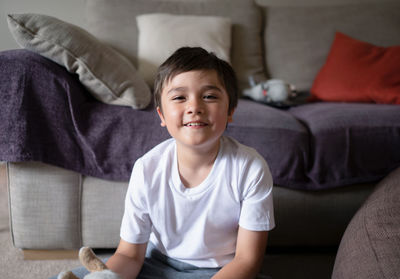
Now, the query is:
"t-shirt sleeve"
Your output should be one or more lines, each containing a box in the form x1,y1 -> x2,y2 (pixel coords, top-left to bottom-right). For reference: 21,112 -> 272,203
238,154 -> 275,232
120,159 -> 152,243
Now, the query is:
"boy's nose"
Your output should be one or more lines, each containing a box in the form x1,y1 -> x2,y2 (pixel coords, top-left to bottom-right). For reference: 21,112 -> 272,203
186,98 -> 204,115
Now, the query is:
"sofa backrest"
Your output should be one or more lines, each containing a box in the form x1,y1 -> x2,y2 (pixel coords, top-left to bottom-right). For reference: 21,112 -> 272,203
85,0 -> 400,92
257,0 -> 400,91
84,0 -> 267,91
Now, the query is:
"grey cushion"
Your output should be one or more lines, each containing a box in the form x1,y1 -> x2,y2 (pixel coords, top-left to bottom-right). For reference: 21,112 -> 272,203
259,1 -> 400,91
332,167 -> 400,279
7,13 -> 151,109
84,0 -> 267,91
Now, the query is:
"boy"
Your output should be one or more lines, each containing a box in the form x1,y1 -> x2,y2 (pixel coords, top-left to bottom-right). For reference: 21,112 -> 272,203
57,47 -> 274,279
107,47 -> 275,279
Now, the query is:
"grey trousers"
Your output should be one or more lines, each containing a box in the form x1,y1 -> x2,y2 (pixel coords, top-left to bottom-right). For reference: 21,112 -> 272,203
50,243 -> 271,279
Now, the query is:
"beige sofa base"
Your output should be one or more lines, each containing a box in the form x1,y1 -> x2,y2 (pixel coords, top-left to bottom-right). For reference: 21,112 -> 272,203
7,161 -> 375,251
7,162 -> 127,250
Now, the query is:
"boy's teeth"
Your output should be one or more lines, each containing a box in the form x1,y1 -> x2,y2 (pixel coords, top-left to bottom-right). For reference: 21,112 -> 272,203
187,123 -> 204,126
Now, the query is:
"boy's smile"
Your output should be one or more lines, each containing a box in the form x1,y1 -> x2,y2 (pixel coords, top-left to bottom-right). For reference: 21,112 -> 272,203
184,121 -> 207,127
157,70 -> 233,153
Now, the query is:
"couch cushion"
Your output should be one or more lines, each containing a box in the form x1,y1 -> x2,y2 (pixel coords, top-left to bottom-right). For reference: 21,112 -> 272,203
258,1 -> 400,91
85,0 -> 267,91
225,99 -> 310,189
310,32 -> 400,104
332,166 -> 400,279
136,13 -> 231,86
81,176 -> 127,248
8,162 -> 81,249
7,13 -> 151,109
289,102 -> 400,189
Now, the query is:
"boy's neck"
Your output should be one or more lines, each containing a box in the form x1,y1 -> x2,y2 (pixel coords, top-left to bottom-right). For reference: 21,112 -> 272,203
176,139 -> 221,188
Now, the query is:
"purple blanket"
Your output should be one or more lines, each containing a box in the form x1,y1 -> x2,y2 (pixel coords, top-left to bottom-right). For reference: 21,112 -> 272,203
0,49 -> 170,180
1,49 -> 400,190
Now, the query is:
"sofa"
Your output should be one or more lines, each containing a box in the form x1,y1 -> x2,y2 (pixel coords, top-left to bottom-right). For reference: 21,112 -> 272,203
2,0 -> 400,278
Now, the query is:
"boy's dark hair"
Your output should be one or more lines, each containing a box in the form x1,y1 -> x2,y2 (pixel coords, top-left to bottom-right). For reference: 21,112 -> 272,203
154,47 -> 238,114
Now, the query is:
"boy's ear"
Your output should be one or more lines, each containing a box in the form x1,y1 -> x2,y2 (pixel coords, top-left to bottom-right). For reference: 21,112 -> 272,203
156,106 -> 167,127
227,109 -> 235,123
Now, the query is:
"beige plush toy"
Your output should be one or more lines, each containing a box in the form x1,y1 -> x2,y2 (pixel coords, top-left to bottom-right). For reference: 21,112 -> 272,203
58,247 -> 121,279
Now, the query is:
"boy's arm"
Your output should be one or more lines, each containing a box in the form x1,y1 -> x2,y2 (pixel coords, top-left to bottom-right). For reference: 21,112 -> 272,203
212,226 -> 268,279
106,239 -> 147,279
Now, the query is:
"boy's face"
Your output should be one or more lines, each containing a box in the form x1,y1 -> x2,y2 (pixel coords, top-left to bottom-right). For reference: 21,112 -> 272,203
157,70 -> 234,151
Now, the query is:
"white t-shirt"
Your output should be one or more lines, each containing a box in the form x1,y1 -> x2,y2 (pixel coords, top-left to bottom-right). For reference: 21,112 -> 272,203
120,136 -> 275,268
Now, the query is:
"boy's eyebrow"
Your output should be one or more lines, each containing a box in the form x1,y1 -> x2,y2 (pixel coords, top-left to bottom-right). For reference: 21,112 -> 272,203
167,85 -> 224,95
167,87 -> 187,95
202,85 -> 224,93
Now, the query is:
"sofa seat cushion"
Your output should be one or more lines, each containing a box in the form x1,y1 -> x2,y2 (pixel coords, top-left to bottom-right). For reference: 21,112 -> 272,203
289,102 -> 400,189
225,99 -> 309,189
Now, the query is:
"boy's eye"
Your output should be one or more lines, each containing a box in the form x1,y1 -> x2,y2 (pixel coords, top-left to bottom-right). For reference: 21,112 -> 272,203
203,95 -> 217,100
172,96 -> 185,101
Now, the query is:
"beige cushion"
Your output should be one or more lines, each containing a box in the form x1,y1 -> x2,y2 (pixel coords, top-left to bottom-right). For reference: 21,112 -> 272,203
7,13 -> 151,109
85,0 -> 267,91
137,13 -> 231,86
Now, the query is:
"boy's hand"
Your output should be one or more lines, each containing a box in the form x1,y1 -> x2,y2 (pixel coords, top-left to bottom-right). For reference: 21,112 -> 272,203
58,247 -> 123,279
105,239 -> 147,279
212,226 -> 268,279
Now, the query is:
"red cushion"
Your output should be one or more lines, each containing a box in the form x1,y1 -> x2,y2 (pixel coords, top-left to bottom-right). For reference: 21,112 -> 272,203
310,32 -> 400,104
